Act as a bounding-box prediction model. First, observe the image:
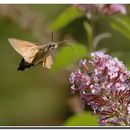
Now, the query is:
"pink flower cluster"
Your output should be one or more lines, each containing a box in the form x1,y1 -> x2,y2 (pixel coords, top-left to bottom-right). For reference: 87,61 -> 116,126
74,4 -> 127,15
69,51 -> 130,125
98,4 -> 127,15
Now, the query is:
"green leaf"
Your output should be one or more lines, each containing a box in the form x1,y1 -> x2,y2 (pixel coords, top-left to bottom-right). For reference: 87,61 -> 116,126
50,6 -> 84,30
83,21 -> 93,52
109,16 -> 130,40
52,43 -> 88,71
84,22 -> 93,45
63,111 -> 98,126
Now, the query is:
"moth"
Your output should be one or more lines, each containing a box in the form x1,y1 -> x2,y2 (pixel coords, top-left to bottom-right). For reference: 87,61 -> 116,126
8,33 -> 69,71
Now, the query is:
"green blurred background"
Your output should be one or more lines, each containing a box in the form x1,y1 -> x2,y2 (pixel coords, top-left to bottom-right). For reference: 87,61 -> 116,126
0,4 -> 130,126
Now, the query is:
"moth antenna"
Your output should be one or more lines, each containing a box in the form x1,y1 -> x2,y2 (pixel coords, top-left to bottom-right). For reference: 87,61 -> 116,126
57,40 -> 69,44
51,32 -> 53,42
61,43 -> 76,55
57,40 -> 76,55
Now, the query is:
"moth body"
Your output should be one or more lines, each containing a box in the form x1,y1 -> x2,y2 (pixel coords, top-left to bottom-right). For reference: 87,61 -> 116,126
8,38 -> 58,71
32,42 -> 58,65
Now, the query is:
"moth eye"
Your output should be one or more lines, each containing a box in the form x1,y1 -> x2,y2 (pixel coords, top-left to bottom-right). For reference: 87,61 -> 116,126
50,45 -> 55,47
49,44 -> 55,49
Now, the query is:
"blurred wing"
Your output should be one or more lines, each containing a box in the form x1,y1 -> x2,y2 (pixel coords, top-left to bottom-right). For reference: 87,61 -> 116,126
42,55 -> 53,69
8,38 -> 39,63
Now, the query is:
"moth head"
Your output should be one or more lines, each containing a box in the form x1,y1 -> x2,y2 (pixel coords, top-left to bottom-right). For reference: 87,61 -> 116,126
48,42 -> 58,51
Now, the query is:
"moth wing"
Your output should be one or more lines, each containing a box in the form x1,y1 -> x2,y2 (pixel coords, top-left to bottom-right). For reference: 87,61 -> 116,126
42,55 -> 54,69
8,38 -> 39,63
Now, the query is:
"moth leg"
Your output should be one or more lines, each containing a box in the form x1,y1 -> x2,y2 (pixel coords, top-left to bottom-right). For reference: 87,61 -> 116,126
42,58 -> 46,67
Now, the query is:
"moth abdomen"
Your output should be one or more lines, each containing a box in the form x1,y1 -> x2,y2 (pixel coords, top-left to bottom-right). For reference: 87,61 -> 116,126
17,58 -> 34,71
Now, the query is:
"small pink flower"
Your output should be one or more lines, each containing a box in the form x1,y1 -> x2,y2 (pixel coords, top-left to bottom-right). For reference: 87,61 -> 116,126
127,104 -> 130,114
79,59 -> 87,68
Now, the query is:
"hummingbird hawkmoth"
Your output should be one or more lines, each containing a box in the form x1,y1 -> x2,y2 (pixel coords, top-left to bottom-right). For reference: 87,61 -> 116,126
8,33 -> 69,71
